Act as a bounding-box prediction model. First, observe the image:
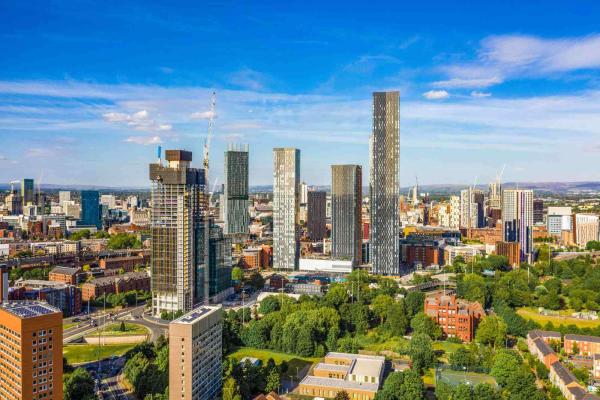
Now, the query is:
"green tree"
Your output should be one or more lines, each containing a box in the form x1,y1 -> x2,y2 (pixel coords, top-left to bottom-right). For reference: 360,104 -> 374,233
375,369 -> 425,400
453,383 -> 473,400
371,294 -> 394,323
404,291 -> 425,317
232,266 -> 244,282
459,273 -> 487,305
490,350 -> 521,387
63,368 -> 96,400
586,240 -> 600,251
259,296 -> 280,314
248,271 -> 265,290
473,383 -> 502,400
408,333 -> 435,374
435,381 -> 454,400
383,302 -> 409,335
335,390 -> 351,400
449,347 -> 477,371
325,283 -> 349,307
264,367 -> 280,393
475,315 -> 507,348
223,376 -> 242,400
410,312 -> 442,340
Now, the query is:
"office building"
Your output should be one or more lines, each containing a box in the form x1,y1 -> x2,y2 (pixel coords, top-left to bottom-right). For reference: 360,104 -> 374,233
80,190 -> 101,229
424,293 -> 485,342
502,189 -> 533,263
331,165 -> 362,265
100,194 -> 116,209
573,214 -> 599,248
5,191 -> 22,216
307,191 -> 327,241
370,91 -> 400,275
547,207 -> 572,236
273,148 -> 300,271
299,182 -> 308,205
460,188 -> 484,228
223,144 -> 250,235
533,199 -> 544,224
0,301 -> 63,400
149,150 -> 205,316
298,352 -> 384,400
203,224 -> 233,298
21,178 -> 34,207
58,191 -> 71,204
169,306 -> 222,400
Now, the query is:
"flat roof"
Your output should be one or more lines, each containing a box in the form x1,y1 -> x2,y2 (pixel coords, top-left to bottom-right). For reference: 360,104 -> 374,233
0,301 -> 61,319
314,363 -> 350,372
172,305 -> 221,325
325,352 -> 385,361
299,376 -> 379,392
350,358 -> 385,378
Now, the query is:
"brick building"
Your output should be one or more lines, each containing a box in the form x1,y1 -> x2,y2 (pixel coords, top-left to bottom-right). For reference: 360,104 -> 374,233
527,330 -> 560,368
424,292 -> 485,342
10,280 -> 82,317
81,271 -> 150,301
99,254 -> 149,272
564,334 -> 600,356
48,266 -> 84,285
399,237 -> 443,268
0,301 -> 63,399
496,241 -> 521,269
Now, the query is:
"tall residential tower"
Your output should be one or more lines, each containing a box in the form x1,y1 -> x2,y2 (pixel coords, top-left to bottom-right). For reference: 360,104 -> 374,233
502,189 -> 533,263
223,144 -> 249,235
331,165 -> 362,266
273,148 -> 300,271
307,191 -> 327,241
370,91 -> 400,275
149,150 -> 205,316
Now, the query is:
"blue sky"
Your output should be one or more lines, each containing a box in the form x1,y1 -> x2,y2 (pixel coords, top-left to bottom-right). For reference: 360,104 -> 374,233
1,1 -> 600,187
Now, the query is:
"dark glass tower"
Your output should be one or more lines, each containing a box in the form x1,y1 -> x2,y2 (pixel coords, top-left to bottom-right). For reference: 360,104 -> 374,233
80,190 -> 101,229
332,165 -> 362,266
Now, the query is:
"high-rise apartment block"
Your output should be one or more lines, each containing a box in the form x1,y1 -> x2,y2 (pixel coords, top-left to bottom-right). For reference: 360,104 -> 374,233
438,195 -> 460,229
0,301 -> 63,400
204,224 -> 233,298
149,150 -> 205,316
370,91 -> 400,275
80,190 -> 101,229
307,191 -> 327,241
547,207 -> 572,236
460,188 -> 484,228
21,178 -> 34,208
573,214 -> 600,248
273,148 -> 300,271
331,165 -> 362,266
502,189 -> 533,263
169,306 -> 222,400
223,145 -> 249,235
58,191 -> 71,204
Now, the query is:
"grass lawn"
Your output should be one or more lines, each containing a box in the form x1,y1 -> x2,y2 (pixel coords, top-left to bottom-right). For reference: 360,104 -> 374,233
99,322 -> 149,336
436,369 -> 497,387
355,331 -> 408,354
517,307 -> 600,329
228,347 -> 319,380
64,343 -> 137,364
63,322 -> 78,330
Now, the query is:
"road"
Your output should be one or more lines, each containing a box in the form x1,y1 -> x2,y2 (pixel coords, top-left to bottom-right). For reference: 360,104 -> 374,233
63,304 -> 148,344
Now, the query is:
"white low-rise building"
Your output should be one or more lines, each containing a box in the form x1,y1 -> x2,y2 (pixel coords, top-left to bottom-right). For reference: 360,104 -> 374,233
299,258 -> 353,274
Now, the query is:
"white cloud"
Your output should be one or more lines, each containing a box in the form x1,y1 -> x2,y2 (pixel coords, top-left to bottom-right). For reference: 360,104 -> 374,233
432,77 -> 502,89
125,136 -> 162,145
435,34 -> 600,89
470,91 -> 491,98
228,68 -> 268,91
103,109 -> 172,132
423,90 -> 449,100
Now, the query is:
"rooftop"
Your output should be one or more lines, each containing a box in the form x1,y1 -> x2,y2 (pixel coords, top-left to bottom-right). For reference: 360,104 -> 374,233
171,305 -> 221,325
550,361 -> 577,385
565,334 -> 600,344
0,301 -> 61,319
529,330 -> 561,339
50,265 -> 81,275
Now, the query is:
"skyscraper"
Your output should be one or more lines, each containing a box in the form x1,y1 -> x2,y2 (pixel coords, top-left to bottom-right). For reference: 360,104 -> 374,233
149,150 -> 205,316
370,91 -> 400,275
204,224 -> 233,298
58,190 -> 71,204
273,148 -> 300,271
0,301 -> 63,400
502,189 -> 533,263
21,178 -> 34,207
80,190 -> 101,229
307,191 -> 327,241
460,188 -> 484,228
169,305 -> 223,400
533,199 -> 544,224
332,165 -> 362,266
223,144 -> 250,235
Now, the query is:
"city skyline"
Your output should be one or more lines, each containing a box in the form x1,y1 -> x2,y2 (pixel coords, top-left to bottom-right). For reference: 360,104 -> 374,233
3,2 -> 600,187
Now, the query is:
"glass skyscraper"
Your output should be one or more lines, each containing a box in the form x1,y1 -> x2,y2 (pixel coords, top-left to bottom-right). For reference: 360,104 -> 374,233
502,189 -> 533,263
21,178 -> 34,208
80,190 -> 101,229
370,91 -> 400,275
223,144 -> 249,235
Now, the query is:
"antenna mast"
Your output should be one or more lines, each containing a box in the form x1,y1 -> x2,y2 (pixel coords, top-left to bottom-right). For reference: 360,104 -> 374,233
203,91 -> 216,305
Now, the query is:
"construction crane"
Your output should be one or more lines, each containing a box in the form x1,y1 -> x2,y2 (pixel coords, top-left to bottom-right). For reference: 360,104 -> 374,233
203,91 -> 216,305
